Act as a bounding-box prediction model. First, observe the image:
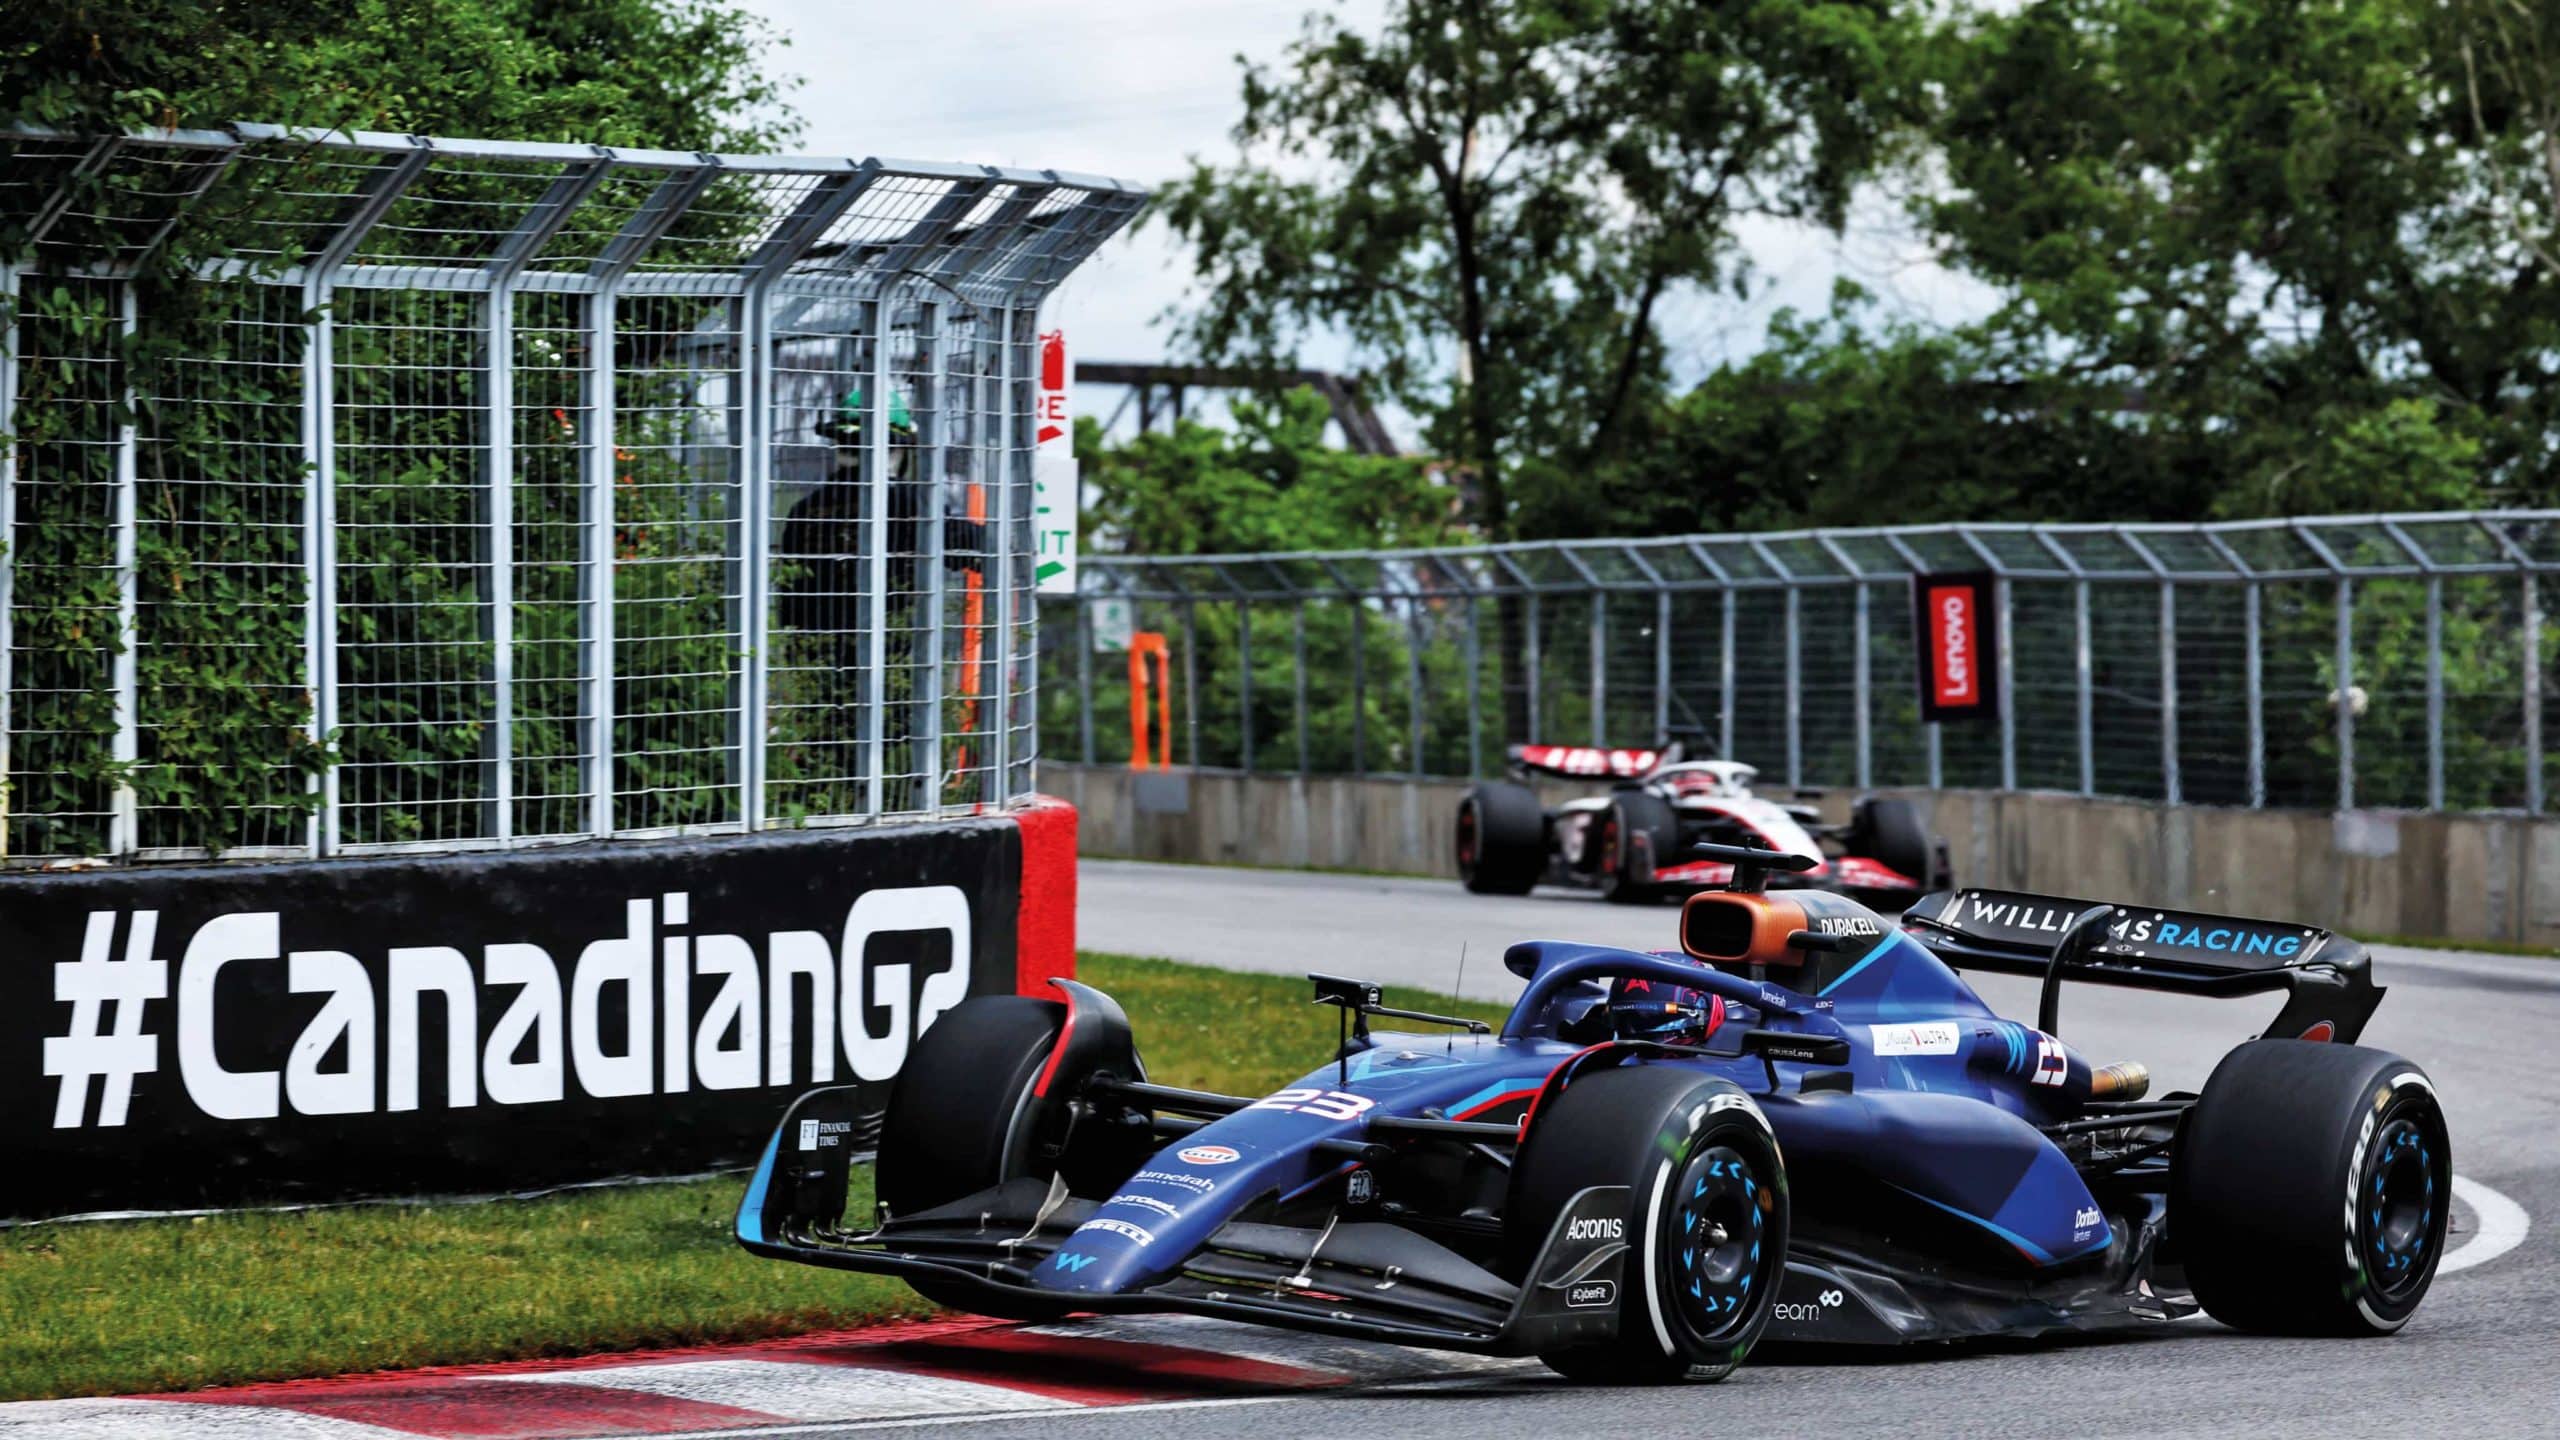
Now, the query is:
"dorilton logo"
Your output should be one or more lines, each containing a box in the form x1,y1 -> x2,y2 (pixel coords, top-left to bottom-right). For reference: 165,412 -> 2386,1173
41,889 -> 973,1129
1567,1216 -> 1625,1241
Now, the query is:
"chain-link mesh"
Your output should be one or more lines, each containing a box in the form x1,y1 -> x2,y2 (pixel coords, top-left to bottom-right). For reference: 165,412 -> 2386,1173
1065,516 -> 2560,815
1,127 -> 1142,862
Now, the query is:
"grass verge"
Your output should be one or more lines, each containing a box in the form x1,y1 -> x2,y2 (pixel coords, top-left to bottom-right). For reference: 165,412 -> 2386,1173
0,952 -> 1505,1401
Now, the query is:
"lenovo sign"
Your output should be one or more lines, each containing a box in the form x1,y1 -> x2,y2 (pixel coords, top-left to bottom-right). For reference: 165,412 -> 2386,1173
1913,572 -> 2000,722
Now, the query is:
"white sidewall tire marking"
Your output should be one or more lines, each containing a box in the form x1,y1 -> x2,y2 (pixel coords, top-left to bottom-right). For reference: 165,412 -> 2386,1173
1644,1150 -> 1677,1358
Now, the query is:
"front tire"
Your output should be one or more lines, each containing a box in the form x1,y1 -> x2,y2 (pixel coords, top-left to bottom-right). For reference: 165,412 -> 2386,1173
1458,781 -> 1546,895
2173,1040 -> 2451,1336
876,995 -> 1075,1321
1508,1064 -> 1789,1383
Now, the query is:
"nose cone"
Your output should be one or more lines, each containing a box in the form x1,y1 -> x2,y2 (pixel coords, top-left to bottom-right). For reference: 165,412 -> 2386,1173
1031,1142 -> 1276,1295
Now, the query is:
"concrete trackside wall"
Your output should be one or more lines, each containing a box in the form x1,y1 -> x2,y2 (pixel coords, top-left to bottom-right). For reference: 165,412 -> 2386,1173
1049,763 -> 2553,949
4,810 -> 1077,1220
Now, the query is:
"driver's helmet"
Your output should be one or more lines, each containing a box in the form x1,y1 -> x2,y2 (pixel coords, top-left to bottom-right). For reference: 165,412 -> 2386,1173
815,385 -> 915,443
1606,971 -> 1738,1047
1658,768 -> 1725,800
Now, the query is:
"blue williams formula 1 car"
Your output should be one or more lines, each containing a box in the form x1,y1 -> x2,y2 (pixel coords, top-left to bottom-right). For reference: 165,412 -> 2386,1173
738,845 -> 2450,1383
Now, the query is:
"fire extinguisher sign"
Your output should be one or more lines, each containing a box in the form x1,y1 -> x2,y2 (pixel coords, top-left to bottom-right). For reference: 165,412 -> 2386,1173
1033,330 -> 1078,595
1911,572 -> 2000,722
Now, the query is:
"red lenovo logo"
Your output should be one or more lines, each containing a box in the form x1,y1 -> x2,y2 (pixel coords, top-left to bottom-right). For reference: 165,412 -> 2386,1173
1930,586 -> 1978,707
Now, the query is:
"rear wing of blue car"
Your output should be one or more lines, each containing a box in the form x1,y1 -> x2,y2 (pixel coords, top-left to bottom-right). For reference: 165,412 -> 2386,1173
1901,889 -> 2383,1044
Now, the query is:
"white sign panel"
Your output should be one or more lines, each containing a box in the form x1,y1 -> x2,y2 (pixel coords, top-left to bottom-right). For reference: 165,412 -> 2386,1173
1090,596 -> 1135,653
1033,328 -> 1077,594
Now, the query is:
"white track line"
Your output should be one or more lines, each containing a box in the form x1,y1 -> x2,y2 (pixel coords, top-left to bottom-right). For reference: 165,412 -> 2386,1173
2443,1175 -> 2530,1276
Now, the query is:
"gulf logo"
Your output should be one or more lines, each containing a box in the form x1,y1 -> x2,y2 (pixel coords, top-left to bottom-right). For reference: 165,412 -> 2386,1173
1178,1144 -> 1241,1166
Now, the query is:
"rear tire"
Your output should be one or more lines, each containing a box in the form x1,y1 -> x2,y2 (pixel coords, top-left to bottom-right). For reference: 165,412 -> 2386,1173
1508,1064 -> 1789,1383
1847,797 -> 1931,886
1459,781 -> 1546,895
876,995 -> 1075,1321
1600,791 -> 1679,904
2173,1040 -> 2451,1336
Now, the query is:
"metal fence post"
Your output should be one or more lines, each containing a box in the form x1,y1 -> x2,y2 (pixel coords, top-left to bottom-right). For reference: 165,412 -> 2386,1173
2075,579 -> 2093,795
1784,586 -> 1802,789
862,300 -> 893,816
992,304 -> 1022,802
2425,575 -> 2443,811
0,265 -> 16,850
484,283 -> 516,842
1350,593 -> 1366,775
302,277 -> 339,854
1854,582 -> 1871,790
582,289 -> 617,837
2159,580 -> 2180,805
110,285 -> 139,857
2526,574 -> 2544,815
1076,598 -> 1095,765
2335,578 -> 2355,812
1294,597 -> 1310,775
1654,589 -> 1672,748
2245,582 -> 2264,807
1467,592 -> 1483,777
1525,592 -> 1541,742
1408,594 -> 1425,776
1238,598 -> 1254,775
1590,592 -> 1607,747
1181,596 -> 1199,770
918,300 -> 949,806
1719,589 -> 1736,759
1996,577 -> 2016,792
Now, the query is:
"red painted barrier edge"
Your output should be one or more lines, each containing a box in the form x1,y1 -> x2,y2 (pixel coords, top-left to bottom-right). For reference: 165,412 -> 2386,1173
1014,795 -> 1077,995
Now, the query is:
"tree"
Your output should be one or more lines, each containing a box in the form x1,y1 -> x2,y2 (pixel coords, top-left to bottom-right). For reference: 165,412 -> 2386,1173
1158,0 -> 1917,734
1,0 -> 794,150
1913,0 -> 2537,506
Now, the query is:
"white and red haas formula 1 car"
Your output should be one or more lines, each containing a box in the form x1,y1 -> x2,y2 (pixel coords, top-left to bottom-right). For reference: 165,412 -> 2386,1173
1456,742 -> 1951,906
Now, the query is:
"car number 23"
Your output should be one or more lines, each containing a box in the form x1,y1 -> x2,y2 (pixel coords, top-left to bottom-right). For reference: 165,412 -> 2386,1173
1246,1088 -> 1376,1121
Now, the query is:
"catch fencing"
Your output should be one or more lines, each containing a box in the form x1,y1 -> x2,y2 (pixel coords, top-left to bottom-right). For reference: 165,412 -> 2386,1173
1049,514 -> 2560,814
0,125 -> 1141,863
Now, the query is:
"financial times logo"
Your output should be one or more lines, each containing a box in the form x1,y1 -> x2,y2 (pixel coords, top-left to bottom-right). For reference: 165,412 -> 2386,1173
42,886 -> 969,1128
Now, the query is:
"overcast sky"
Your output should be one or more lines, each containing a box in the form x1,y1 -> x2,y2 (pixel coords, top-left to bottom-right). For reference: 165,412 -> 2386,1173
737,0 -> 1994,418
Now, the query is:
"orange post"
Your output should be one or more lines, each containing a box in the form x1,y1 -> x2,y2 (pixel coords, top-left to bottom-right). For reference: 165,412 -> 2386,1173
1128,631 -> 1172,770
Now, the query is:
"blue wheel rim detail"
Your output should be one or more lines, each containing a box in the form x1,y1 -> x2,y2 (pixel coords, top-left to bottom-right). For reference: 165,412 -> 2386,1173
1673,1142 -> 1767,1340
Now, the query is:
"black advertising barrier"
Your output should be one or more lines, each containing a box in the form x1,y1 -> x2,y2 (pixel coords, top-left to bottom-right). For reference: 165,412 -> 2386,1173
1911,571 -> 2001,723
3,819 -> 1023,1219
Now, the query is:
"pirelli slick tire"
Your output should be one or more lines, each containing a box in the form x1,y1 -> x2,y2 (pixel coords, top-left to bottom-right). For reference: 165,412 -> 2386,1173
1459,781 -> 1546,895
1600,791 -> 1680,904
1847,797 -> 1931,887
876,995 -> 1075,1322
1507,1064 -> 1789,1384
2173,1040 -> 2451,1336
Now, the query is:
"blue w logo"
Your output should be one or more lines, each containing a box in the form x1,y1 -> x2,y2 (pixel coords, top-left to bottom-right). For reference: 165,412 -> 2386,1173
1052,1251 -> 1097,1273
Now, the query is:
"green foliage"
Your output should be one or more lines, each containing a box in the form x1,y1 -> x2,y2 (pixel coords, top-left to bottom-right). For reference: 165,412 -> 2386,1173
1,0 -> 794,854
1155,0 -> 1918,541
1077,390 -> 1458,555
